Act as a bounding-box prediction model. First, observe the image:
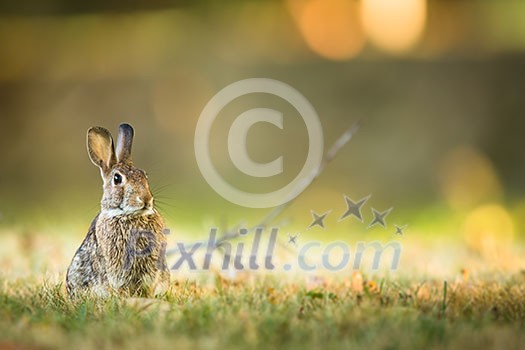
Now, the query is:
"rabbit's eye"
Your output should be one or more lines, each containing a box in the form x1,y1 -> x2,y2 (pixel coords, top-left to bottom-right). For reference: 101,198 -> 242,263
113,173 -> 123,185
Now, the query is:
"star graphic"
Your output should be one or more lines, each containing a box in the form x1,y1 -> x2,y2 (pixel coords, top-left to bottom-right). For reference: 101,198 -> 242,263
394,224 -> 407,235
367,207 -> 393,229
287,233 -> 300,246
307,210 -> 331,230
338,194 -> 371,222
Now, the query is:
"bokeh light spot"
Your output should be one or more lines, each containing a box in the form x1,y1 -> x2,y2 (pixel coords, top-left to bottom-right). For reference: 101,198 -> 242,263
438,147 -> 502,211
361,0 -> 427,54
463,204 -> 514,264
298,0 -> 364,61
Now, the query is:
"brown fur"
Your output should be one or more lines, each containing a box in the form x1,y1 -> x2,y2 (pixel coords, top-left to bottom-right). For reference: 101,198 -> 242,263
66,123 -> 170,297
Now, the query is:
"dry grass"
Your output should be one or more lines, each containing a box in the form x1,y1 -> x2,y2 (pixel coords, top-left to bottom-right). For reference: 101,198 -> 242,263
0,273 -> 524,350
0,227 -> 524,349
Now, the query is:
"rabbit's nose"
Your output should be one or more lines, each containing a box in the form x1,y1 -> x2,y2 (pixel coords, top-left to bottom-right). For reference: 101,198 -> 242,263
140,194 -> 153,209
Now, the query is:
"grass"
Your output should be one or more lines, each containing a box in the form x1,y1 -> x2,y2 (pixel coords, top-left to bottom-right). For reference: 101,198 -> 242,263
0,214 -> 524,350
1,274 -> 524,350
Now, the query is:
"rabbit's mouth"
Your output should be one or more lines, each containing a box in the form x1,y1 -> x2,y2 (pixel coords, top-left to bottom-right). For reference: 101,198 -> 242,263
117,196 -> 155,216
122,204 -> 155,216
103,204 -> 155,217
128,199 -> 156,215
135,207 -> 155,216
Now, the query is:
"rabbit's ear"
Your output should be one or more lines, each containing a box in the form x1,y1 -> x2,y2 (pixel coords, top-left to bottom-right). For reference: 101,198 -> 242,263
87,126 -> 116,173
116,123 -> 134,163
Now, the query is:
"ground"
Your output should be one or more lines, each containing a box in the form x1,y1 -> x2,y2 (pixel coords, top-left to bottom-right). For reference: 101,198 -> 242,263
1,213 -> 524,350
1,273 -> 524,350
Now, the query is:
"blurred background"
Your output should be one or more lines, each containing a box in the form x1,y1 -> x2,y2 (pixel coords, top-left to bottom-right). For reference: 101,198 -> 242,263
0,0 -> 524,279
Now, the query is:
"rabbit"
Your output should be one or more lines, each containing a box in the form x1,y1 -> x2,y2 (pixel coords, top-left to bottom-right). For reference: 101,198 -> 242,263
66,123 -> 170,297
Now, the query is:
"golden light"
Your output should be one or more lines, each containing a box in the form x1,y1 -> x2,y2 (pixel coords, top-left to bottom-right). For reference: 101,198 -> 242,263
462,204 -> 515,265
297,0 -> 364,61
360,0 -> 427,54
438,147 -> 502,211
